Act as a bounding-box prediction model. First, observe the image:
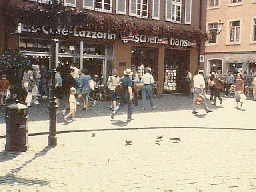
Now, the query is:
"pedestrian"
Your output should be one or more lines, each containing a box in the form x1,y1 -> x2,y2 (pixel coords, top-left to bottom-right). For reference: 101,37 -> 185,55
243,71 -> 252,97
208,72 -> 216,101
252,75 -> 256,101
192,70 -> 213,114
54,67 -> 63,110
39,65 -> 48,99
107,69 -> 120,110
141,67 -> 156,110
78,69 -> 96,110
111,68 -> 133,122
184,70 -> 192,95
213,74 -> 223,105
235,73 -> 245,109
224,71 -> 235,97
0,74 -> 10,105
64,87 -> 79,122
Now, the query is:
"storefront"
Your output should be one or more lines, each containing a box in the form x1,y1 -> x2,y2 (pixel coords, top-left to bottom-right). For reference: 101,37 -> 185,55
6,16 -> 202,95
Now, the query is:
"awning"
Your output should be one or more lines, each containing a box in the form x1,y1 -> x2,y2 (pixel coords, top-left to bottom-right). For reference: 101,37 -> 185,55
226,57 -> 244,64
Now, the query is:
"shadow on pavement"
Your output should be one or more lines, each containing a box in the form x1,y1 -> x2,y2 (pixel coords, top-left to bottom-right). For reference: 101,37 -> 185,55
0,93 -> 246,124
0,151 -> 21,162
111,120 -> 129,127
0,146 -> 51,186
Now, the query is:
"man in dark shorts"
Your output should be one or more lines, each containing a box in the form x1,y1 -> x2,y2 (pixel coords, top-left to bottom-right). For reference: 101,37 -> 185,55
111,68 -> 133,122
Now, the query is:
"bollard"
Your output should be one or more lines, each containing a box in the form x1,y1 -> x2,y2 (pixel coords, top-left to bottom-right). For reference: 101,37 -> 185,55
5,100 -> 28,152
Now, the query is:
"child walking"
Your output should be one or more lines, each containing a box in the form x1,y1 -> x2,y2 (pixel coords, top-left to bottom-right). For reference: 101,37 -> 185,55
64,87 -> 79,122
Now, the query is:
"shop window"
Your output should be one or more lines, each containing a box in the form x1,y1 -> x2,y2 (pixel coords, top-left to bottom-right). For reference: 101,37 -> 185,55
84,0 -> 112,12
116,0 -> 126,14
59,41 -> 79,56
130,0 -> 148,18
152,0 -> 160,20
184,0 -> 192,24
83,43 -> 106,55
19,38 -> 51,53
208,23 -> 218,43
208,0 -> 219,7
165,0 -> 182,23
229,20 -> 240,43
209,59 -> 222,73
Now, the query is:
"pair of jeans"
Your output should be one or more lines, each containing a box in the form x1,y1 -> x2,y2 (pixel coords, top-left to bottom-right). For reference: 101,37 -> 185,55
142,84 -> 154,109
114,91 -> 133,119
193,88 -> 210,112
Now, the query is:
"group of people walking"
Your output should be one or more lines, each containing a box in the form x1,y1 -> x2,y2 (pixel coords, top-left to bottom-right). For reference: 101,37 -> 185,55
192,69 -> 256,114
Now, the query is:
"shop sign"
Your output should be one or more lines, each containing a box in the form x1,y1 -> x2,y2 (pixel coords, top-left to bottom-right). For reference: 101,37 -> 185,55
121,34 -> 189,47
18,23 -> 116,40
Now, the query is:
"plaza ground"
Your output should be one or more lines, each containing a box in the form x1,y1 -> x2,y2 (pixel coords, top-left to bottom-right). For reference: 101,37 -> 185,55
0,94 -> 256,191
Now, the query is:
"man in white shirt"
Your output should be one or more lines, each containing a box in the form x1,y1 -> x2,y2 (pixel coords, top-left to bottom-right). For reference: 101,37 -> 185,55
192,70 -> 212,114
141,67 -> 156,110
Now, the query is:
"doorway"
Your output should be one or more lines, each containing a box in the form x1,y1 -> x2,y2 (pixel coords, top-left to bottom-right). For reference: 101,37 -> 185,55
164,49 -> 190,94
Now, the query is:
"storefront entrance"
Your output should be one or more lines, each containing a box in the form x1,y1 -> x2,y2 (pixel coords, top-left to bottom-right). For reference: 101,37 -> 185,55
164,49 -> 190,94
131,46 -> 158,80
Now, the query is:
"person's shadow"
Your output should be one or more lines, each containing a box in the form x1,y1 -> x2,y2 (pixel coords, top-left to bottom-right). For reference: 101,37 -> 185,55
111,120 -> 129,127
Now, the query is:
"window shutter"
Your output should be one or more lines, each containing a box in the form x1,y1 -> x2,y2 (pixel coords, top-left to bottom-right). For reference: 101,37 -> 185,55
84,0 -> 94,9
117,0 -> 126,14
185,0 -> 192,24
130,0 -> 137,15
165,0 -> 172,21
152,0 -> 159,19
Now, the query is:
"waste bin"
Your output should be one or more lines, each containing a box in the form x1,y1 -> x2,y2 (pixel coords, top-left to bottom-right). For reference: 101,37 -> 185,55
5,101 -> 28,152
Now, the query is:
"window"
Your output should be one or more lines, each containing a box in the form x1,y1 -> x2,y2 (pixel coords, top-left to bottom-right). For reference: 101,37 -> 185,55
253,18 -> 256,41
209,0 -> 219,7
116,0 -> 126,14
231,0 -> 242,3
209,59 -> 222,74
130,0 -> 148,18
84,0 -> 112,11
185,0 -> 192,24
229,20 -> 240,43
152,0 -> 160,20
208,23 -> 218,43
65,0 -> 76,7
166,0 -> 182,23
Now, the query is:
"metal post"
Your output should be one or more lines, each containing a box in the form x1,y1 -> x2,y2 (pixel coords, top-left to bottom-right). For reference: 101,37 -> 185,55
48,39 -> 59,147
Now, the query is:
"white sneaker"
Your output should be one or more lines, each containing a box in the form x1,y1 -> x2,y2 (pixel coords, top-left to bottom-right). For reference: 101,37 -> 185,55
33,101 -> 40,105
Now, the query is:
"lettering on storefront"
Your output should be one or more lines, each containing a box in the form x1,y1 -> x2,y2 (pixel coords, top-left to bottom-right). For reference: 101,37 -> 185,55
19,24 -> 116,40
121,34 -> 189,47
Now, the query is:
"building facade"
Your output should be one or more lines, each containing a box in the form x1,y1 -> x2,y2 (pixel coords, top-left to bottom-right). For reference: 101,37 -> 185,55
0,0 -> 207,94
205,0 -> 256,77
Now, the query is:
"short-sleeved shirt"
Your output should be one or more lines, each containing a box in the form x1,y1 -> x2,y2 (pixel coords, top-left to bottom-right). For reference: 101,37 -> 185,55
235,78 -> 244,92
0,79 -> 10,92
79,74 -> 91,94
193,74 -> 205,89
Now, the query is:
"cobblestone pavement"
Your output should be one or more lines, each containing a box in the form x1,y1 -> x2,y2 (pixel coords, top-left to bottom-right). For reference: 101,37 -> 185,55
1,94 -> 256,191
1,128 -> 256,191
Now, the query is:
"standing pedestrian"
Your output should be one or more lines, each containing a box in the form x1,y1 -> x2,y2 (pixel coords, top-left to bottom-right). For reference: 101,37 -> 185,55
107,69 -> 120,110
243,71 -> 252,97
111,68 -> 133,122
224,71 -> 235,97
141,67 -> 156,110
213,74 -> 223,105
235,73 -> 245,109
252,75 -> 256,101
192,70 -> 213,114
78,69 -> 96,110
39,65 -> 48,99
208,72 -> 216,101
0,74 -> 10,105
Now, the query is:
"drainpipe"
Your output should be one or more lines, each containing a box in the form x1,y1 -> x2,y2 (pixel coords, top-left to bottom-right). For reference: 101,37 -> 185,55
198,0 -> 203,67
3,0 -> 8,52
